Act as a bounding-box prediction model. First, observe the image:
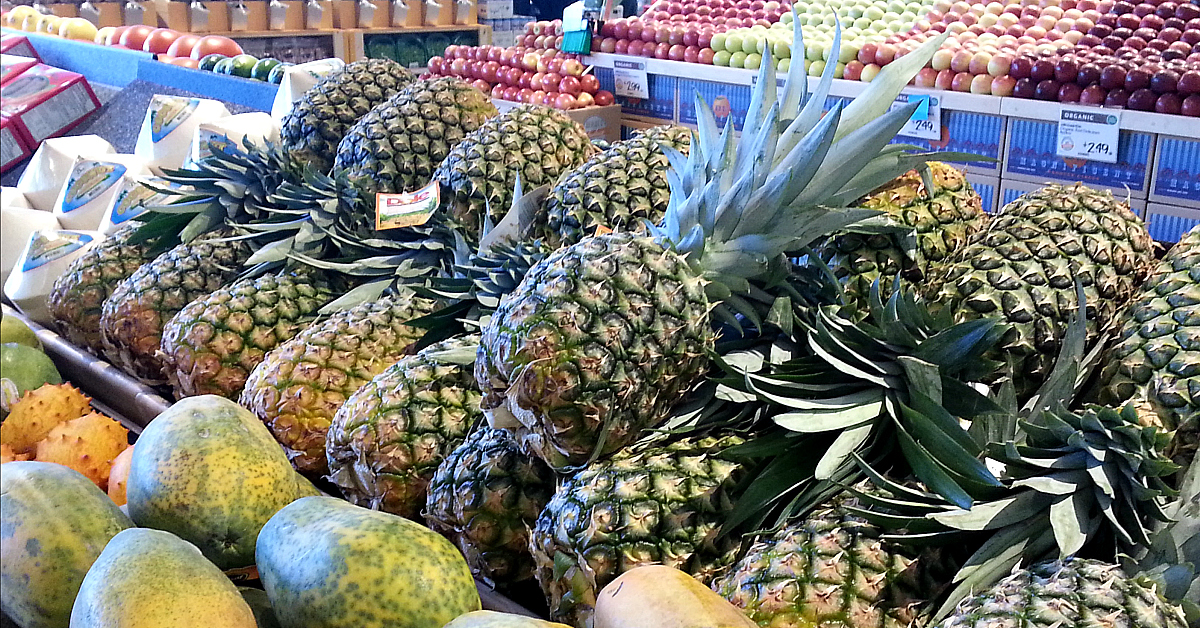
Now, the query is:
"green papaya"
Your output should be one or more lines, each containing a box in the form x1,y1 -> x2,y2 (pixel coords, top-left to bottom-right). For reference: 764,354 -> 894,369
127,395 -> 311,569
1,462 -> 132,628
69,528 -> 257,628
256,496 -> 481,628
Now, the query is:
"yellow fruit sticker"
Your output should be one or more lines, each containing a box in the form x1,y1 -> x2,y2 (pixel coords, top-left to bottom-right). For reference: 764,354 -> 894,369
22,231 -> 93,271
150,97 -> 200,142
375,180 -> 440,231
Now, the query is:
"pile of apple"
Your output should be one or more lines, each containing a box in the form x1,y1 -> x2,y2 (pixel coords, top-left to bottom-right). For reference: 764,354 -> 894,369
590,0 -> 791,58
427,45 -> 615,110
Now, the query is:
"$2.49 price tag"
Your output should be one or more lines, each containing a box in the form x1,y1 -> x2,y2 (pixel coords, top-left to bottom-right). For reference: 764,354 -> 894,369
612,59 -> 649,100
889,94 -> 941,141
1056,106 -> 1120,164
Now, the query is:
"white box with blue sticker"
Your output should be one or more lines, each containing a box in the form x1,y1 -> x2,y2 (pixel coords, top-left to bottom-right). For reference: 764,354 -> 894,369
1001,115 -> 1154,199
1149,135 -> 1200,210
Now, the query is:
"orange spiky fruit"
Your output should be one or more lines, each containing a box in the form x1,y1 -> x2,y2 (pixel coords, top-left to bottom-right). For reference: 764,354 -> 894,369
0,383 -> 92,454
1,443 -> 30,463
34,413 -> 130,488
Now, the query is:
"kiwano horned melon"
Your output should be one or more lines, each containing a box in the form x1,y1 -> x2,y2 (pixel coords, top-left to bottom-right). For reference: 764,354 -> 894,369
70,527 -> 257,628
0,461 -> 132,628
127,395 -> 315,570
1,442 -> 30,462
34,412 -> 129,488
256,496 -> 482,628
0,383 -> 91,454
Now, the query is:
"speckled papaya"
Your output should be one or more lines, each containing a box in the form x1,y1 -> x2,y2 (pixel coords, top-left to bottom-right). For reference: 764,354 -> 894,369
256,496 -> 482,628
126,395 -> 313,569
442,611 -> 573,628
69,527 -> 257,628
1,461 -> 132,628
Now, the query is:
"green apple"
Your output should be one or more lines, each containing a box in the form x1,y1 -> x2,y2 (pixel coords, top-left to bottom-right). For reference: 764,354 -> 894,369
833,61 -> 846,78
864,6 -> 885,20
887,19 -> 904,31
772,39 -> 791,58
729,51 -> 748,68
780,11 -> 794,23
713,50 -> 732,66
743,32 -> 763,54
822,13 -> 838,26
808,59 -> 825,76
838,42 -> 858,63
724,33 -> 743,54
711,32 -> 727,51
743,52 -> 762,69
777,57 -> 791,72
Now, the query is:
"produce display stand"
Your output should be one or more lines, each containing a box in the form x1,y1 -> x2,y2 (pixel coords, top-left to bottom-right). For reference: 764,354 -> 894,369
584,51 -> 1200,243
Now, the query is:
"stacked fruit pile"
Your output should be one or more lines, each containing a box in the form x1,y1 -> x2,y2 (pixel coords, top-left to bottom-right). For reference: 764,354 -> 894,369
426,45 -> 615,109
3,23 -> 1200,628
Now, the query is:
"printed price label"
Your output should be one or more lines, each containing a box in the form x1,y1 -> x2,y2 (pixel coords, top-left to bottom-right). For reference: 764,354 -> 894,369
375,180 -> 440,230
613,59 -> 649,100
891,95 -> 941,141
1056,106 -> 1120,164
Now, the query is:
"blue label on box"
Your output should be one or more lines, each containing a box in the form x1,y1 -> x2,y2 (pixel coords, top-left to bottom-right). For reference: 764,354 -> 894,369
594,66 -> 676,121
678,79 -> 750,131
1145,208 -> 1200,243
889,110 -> 1005,172
1006,118 -> 1152,192
1152,136 -> 1200,203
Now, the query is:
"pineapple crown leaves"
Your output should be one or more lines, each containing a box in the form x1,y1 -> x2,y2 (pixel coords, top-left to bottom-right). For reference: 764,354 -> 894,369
647,19 -> 951,319
711,280 -> 1011,533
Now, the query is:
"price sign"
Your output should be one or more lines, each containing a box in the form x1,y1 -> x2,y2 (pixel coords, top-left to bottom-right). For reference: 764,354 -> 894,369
1056,106 -> 1120,163
613,59 -> 649,100
890,95 -> 941,141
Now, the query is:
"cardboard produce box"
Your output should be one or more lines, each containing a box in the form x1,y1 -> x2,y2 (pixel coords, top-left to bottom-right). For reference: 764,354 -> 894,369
492,99 -> 620,143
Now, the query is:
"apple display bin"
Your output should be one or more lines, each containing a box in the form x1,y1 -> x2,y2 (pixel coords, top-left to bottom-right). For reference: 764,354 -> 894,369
0,302 -> 544,619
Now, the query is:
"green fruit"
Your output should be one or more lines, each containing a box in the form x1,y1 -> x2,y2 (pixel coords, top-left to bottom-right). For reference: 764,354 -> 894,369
443,612 -> 571,628
199,53 -> 228,72
0,342 -> 61,417
213,57 -> 234,75
0,462 -> 133,628
229,54 -> 259,78
267,62 -> 292,84
256,496 -> 482,628
250,57 -> 281,81
1,314 -> 40,350
70,528 -> 258,628
239,588 -> 283,628
127,395 -> 315,569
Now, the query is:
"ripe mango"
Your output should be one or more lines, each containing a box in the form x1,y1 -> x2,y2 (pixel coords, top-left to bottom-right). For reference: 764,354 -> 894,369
256,496 -> 481,628
593,565 -> 758,628
1,461 -> 132,628
127,395 -> 314,569
69,528 -> 257,628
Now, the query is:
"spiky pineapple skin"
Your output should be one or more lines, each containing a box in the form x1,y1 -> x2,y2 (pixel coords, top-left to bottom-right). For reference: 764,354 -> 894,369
325,335 -> 481,520
239,291 -> 438,476
530,435 -> 746,628
819,162 -> 987,309
925,183 -> 1154,396
425,425 -> 555,585
159,270 -> 345,400
939,558 -> 1188,628
334,77 -> 498,199
537,125 -> 693,249
715,496 -> 954,628
48,225 -> 158,355
476,232 -> 713,470
1097,225 -> 1200,470
99,231 -> 256,386
278,59 -> 414,173
433,104 -> 595,242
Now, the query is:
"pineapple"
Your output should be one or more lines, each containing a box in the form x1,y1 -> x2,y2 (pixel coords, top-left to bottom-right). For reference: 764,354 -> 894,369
938,558 -> 1188,628
278,59 -> 415,173
536,125 -> 693,249
433,104 -> 595,243
47,225 -> 159,354
925,183 -> 1155,397
99,229 -> 256,385
239,289 -> 439,476
817,161 -> 987,310
159,269 -> 348,400
477,31 -> 953,471
1096,225 -> 1199,473
530,435 -> 747,627
334,77 -> 499,199
325,335 -> 481,520
715,492 -> 956,628
425,425 -> 555,586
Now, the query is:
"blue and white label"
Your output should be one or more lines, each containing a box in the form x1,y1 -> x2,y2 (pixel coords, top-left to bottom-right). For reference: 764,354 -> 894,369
60,160 -> 127,214
22,231 -> 93,271
1057,106 -> 1120,164
613,59 -> 649,100
150,97 -> 201,143
891,94 -> 941,141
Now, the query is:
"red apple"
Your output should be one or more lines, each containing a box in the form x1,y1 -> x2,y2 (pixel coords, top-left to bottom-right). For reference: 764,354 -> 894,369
594,90 -> 615,105
559,75 -> 582,95
576,92 -> 596,107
